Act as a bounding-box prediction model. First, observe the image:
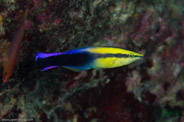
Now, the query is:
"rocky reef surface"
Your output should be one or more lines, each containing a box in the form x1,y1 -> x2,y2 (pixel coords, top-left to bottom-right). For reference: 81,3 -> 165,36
0,0 -> 184,121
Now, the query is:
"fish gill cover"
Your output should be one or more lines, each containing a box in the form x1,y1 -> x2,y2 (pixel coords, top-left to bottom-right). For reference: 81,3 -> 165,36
0,0 -> 184,122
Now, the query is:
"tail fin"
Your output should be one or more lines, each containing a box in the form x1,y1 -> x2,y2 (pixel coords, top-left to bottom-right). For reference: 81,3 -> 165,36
35,53 -> 62,71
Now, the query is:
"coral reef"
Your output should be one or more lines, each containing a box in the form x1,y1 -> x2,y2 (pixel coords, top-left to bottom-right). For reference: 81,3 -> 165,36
0,0 -> 184,121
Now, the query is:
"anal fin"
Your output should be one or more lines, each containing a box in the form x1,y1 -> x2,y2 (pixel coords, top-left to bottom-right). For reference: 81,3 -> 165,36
63,66 -> 87,72
41,66 -> 58,71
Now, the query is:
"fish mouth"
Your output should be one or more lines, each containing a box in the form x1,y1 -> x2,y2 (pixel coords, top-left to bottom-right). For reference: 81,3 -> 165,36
139,53 -> 144,57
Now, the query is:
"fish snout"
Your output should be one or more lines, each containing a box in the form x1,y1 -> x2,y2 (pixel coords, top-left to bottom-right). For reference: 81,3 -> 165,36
3,72 -> 10,83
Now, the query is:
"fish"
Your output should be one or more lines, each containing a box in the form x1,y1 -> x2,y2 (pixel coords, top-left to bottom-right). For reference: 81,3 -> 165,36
3,8 -> 29,83
35,47 -> 143,71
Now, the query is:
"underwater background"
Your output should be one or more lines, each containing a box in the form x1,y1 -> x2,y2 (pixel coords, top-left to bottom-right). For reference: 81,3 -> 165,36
0,0 -> 184,121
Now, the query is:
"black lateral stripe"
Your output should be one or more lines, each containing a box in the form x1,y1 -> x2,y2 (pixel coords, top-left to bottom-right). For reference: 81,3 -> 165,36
94,53 -> 141,58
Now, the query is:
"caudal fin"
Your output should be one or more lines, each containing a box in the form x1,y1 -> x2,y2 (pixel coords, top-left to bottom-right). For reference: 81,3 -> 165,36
35,53 -> 62,71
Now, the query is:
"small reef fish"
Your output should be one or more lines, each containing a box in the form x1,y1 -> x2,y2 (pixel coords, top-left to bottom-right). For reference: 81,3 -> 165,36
3,8 -> 29,83
35,47 -> 143,71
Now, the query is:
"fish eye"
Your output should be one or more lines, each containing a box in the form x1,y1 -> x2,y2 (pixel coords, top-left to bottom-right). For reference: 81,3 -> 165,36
129,54 -> 133,58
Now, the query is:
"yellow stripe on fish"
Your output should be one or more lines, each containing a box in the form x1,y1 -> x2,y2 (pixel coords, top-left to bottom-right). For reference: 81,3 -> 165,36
93,56 -> 142,68
86,47 -> 143,56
